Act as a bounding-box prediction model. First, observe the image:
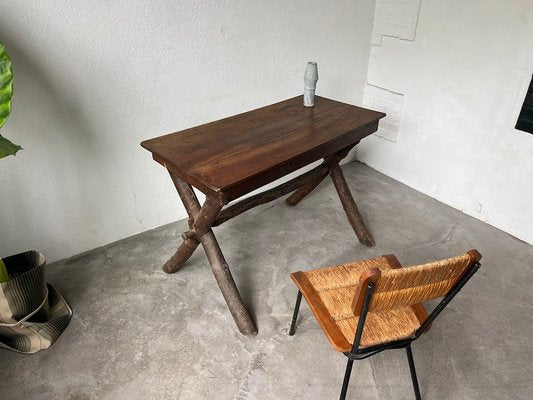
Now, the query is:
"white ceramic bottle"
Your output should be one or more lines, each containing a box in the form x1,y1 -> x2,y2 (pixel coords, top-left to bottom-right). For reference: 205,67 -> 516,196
303,62 -> 318,107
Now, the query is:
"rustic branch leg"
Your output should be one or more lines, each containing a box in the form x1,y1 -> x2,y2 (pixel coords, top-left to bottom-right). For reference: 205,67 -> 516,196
162,181 -> 200,272
285,144 -> 357,206
200,231 -> 258,336
162,236 -> 200,273
168,172 -> 258,336
329,163 -> 375,247
285,171 -> 328,206
162,173 -> 213,273
162,195 -> 223,273
214,163 -> 329,226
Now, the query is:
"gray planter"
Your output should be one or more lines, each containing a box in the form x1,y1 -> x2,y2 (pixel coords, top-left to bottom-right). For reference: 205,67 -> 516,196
0,251 -> 72,353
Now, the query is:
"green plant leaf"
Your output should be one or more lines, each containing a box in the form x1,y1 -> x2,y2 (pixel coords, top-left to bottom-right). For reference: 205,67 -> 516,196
0,41 -> 20,158
0,42 -> 13,129
0,134 -> 22,157
0,258 -> 9,283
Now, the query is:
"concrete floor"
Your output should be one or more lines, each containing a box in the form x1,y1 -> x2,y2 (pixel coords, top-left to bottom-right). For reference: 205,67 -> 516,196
1,162 -> 532,400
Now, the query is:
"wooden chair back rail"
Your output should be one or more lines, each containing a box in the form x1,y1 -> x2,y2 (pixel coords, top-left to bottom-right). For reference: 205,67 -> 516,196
352,250 -> 482,316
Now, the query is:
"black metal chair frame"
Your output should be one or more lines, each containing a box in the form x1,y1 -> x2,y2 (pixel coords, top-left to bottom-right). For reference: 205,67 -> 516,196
289,261 -> 481,400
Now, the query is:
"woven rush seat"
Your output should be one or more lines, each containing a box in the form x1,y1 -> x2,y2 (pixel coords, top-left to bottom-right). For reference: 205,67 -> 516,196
291,255 -> 429,352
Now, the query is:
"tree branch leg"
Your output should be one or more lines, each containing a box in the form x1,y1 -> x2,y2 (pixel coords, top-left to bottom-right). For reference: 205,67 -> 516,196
162,196 -> 223,274
285,143 -> 357,206
162,237 -> 201,273
214,163 -> 329,226
162,173 -> 223,273
167,172 -> 257,336
285,171 -> 328,206
162,178 -> 201,273
200,230 -> 258,336
329,163 -> 375,247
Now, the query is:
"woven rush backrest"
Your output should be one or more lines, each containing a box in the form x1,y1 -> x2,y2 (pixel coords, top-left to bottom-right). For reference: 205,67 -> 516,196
352,251 -> 478,315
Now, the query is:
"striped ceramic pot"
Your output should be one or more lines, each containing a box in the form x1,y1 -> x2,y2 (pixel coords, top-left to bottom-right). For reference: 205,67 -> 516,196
0,251 -> 72,353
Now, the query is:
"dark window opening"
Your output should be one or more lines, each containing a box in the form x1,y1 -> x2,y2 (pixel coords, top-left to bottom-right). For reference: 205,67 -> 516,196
516,75 -> 533,134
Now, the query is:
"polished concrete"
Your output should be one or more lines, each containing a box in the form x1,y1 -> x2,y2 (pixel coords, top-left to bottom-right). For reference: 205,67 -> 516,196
2,162 -> 532,400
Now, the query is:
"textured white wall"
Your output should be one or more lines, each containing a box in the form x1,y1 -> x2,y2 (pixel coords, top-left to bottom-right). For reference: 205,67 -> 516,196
0,1 -> 376,262
371,0 -> 422,45
358,0 -> 533,244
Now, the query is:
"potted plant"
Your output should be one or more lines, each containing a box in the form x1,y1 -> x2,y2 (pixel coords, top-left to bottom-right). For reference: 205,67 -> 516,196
0,42 -> 72,353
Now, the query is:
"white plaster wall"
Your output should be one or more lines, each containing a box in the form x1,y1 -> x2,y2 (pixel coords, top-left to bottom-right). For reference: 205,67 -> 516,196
0,1 -> 376,262
358,0 -> 533,244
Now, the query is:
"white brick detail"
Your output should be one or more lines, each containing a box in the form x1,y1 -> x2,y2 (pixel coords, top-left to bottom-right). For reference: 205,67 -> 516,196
371,0 -> 422,46
362,84 -> 404,142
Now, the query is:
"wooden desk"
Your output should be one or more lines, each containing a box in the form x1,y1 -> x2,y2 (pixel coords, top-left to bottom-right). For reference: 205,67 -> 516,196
141,95 -> 385,336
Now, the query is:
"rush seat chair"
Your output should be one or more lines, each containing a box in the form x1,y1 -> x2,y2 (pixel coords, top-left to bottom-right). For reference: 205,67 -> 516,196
289,250 -> 482,400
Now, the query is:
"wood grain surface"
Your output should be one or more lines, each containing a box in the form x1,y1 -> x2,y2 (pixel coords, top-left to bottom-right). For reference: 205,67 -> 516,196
141,95 -> 385,202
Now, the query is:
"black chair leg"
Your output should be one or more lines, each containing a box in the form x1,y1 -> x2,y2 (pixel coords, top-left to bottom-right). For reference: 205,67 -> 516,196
289,291 -> 302,336
406,345 -> 422,400
339,359 -> 354,400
